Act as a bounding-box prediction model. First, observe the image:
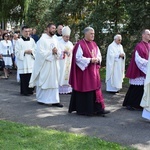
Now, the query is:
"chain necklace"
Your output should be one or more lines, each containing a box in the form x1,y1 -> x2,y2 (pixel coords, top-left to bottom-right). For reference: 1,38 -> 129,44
83,39 -> 96,57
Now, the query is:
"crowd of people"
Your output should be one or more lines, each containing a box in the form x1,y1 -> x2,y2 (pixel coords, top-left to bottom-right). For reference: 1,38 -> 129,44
0,25 -> 150,120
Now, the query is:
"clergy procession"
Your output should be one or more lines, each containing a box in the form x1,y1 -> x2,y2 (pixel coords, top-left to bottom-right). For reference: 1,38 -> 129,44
0,24 -> 150,120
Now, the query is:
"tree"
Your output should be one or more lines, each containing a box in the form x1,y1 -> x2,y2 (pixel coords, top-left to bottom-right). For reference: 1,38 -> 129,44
25,0 -> 50,30
86,0 -> 128,65
122,0 -> 150,65
0,0 -> 31,29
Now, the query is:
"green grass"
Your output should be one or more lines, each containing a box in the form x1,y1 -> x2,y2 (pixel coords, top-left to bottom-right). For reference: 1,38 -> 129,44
0,120 -> 135,150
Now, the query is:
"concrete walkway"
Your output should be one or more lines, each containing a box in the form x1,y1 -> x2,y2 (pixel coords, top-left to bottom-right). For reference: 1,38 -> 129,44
0,71 -> 150,150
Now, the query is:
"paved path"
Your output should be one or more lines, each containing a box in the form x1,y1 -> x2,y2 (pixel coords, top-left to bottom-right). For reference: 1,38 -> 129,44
0,71 -> 150,150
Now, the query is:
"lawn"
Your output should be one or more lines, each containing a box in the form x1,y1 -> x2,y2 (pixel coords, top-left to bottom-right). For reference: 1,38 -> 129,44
0,120 -> 135,150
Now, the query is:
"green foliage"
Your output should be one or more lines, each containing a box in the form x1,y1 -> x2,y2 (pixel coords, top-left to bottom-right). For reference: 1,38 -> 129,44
2,0 -> 149,67
0,120 -> 134,150
0,0 -> 31,25
25,0 -> 50,31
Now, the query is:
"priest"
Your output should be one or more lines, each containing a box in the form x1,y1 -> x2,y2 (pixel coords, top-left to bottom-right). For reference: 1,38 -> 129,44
106,34 -> 125,93
29,23 -> 63,107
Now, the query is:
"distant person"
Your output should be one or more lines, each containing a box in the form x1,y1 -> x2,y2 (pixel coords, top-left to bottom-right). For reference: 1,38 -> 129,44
29,28 -> 33,36
58,26 -> 74,94
68,26 -> 110,116
0,53 -> 5,75
12,33 -> 19,69
31,28 -> 39,43
106,34 -> 125,93
0,33 -> 13,78
15,26 -> 36,96
0,30 -> 3,41
123,29 -> 150,110
29,23 -> 63,107
54,24 -> 63,41
12,33 -> 20,82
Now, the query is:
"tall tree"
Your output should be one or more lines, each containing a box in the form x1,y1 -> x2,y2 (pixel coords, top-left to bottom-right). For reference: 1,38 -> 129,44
123,0 -> 150,65
25,0 -> 50,29
0,0 -> 31,29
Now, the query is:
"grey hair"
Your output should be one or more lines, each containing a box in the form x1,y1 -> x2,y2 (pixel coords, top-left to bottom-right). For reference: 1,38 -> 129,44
83,26 -> 94,34
114,34 -> 122,40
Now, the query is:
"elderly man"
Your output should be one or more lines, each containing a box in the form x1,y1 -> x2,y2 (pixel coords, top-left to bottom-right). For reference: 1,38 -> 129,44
15,26 -> 36,96
29,23 -> 63,107
123,29 -> 150,110
106,34 -> 125,93
68,26 -> 110,116
58,26 -> 74,94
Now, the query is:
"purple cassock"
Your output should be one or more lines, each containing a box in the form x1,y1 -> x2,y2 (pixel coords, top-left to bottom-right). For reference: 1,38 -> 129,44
126,41 -> 150,79
122,41 -> 150,110
69,39 -> 105,109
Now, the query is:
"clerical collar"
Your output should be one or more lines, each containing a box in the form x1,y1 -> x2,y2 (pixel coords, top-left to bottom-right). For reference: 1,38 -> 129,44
22,36 -> 30,41
142,40 -> 149,44
84,38 -> 92,43
56,33 -> 62,37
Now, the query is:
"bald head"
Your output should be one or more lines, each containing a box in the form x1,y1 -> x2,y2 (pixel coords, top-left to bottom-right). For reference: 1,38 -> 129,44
57,25 -> 63,35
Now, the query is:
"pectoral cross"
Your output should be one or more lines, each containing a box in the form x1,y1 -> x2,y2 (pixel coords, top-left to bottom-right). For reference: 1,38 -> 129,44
91,49 -> 95,57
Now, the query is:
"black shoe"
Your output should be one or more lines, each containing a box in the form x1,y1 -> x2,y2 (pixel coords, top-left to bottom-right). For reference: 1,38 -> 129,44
126,106 -> 135,111
107,91 -> 119,94
52,103 -> 63,107
28,92 -> 33,95
97,110 -> 110,115
102,110 -> 110,114
126,106 -> 143,111
21,93 -> 30,96
37,102 -> 44,105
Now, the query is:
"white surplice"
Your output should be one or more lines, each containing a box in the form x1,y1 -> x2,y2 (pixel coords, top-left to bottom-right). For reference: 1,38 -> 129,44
15,38 -> 35,74
140,56 -> 150,120
58,38 -> 74,94
76,44 -> 102,71
106,41 -> 125,92
29,33 -> 60,104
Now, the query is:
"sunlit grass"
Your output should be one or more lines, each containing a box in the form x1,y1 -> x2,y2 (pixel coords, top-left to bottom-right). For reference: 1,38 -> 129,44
0,120 -> 135,150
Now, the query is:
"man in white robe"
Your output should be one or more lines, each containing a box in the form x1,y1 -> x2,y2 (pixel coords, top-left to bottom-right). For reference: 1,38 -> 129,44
15,26 -> 35,96
106,34 -> 125,93
29,23 -> 63,107
58,26 -> 74,94
53,25 -> 63,41
140,55 -> 150,120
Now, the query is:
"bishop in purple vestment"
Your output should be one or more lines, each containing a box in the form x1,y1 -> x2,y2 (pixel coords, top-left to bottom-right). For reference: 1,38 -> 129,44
68,27 -> 110,116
